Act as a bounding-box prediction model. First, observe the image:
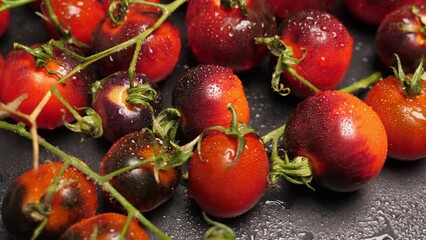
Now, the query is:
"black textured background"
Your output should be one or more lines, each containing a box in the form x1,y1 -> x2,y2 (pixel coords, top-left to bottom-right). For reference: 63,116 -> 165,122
0,1 -> 425,239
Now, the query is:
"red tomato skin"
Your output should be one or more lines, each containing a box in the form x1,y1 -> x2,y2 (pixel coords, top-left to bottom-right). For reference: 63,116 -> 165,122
59,213 -> 150,240
185,0 -> 277,72
1,162 -> 98,239
93,11 -> 181,83
280,10 -> 353,98
0,5 -> 9,37
0,47 -> 93,129
188,133 -> 269,218
365,77 -> 426,160
265,0 -> 335,20
283,91 -> 388,192
172,65 -> 250,140
376,4 -> 426,72
345,0 -> 426,25
41,0 -> 105,45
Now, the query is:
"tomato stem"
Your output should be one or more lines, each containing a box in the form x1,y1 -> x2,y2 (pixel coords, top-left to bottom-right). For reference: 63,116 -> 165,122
202,211 -> 237,239
339,71 -> 382,93
0,0 -> 34,12
391,54 -> 424,97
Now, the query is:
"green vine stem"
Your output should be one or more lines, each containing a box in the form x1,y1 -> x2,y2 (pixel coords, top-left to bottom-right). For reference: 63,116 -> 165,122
339,71 -> 382,93
0,120 -> 172,240
0,0 -> 34,12
202,212 -> 236,240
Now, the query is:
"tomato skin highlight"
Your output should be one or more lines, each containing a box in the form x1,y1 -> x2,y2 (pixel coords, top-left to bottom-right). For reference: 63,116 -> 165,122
365,77 -> 426,160
59,213 -> 150,240
100,130 -> 182,213
188,132 -> 269,218
279,10 -> 353,98
1,162 -> 98,239
283,91 -> 388,192
172,65 -> 250,140
0,46 -> 93,129
376,4 -> 426,73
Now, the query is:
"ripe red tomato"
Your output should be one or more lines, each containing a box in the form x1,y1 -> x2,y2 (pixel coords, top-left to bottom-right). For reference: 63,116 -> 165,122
276,10 -> 353,98
92,71 -> 162,143
59,213 -> 149,239
0,45 -> 94,129
188,131 -> 269,218
283,91 -> 388,192
376,4 -> 426,72
185,0 -> 277,72
1,162 -> 98,239
100,130 -> 182,213
0,5 -> 9,37
345,0 -> 426,25
41,0 -> 105,45
265,0 -> 335,20
172,65 -> 250,140
364,75 -> 426,160
92,10 -> 181,83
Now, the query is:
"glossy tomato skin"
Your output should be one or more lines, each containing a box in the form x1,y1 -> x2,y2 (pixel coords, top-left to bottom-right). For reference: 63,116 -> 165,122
188,132 -> 269,218
93,10 -> 181,83
41,0 -> 105,45
279,10 -> 353,98
265,0 -> 335,20
345,0 -> 426,25
100,130 -> 182,213
59,213 -> 149,240
185,0 -> 277,72
92,71 -> 162,143
376,4 -> 426,72
172,65 -> 250,140
0,45 -> 94,129
1,162 -> 98,239
0,4 -> 9,37
283,91 -> 388,192
364,77 -> 426,160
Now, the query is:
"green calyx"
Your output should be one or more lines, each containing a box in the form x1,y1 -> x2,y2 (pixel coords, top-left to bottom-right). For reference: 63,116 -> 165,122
63,107 -> 103,139
221,0 -> 247,16
255,36 -> 320,96
398,6 -> 426,36
202,212 -> 236,240
107,0 -> 130,26
392,54 -> 425,97
197,104 -> 255,166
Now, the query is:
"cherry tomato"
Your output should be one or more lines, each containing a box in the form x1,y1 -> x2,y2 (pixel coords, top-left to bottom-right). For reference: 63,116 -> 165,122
376,4 -> 426,72
0,5 -> 9,37
92,71 -> 162,143
345,0 -> 425,26
185,0 -> 277,72
41,0 -> 105,45
364,75 -> 426,160
188,131 -> 269,218
1,162 -> 98,239
93,10 -> 181,83
59,213 -> 149,239
172,65 -> 250,140
100,130 -> 182,213
277,10 -> 353,98
283,91 -> 388,192
265,0 -> 335,20
0,45 -> 94,129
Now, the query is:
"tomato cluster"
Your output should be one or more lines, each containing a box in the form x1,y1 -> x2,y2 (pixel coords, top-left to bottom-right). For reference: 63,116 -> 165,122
0,0 -> 425,239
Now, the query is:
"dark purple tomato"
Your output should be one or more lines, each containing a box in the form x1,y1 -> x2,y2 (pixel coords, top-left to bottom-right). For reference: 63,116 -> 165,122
92,71 -> 162,143
99,130 -> 182,213
266,0 -> 336,20
376,4 -> 426,72
283,91 -> 388,192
